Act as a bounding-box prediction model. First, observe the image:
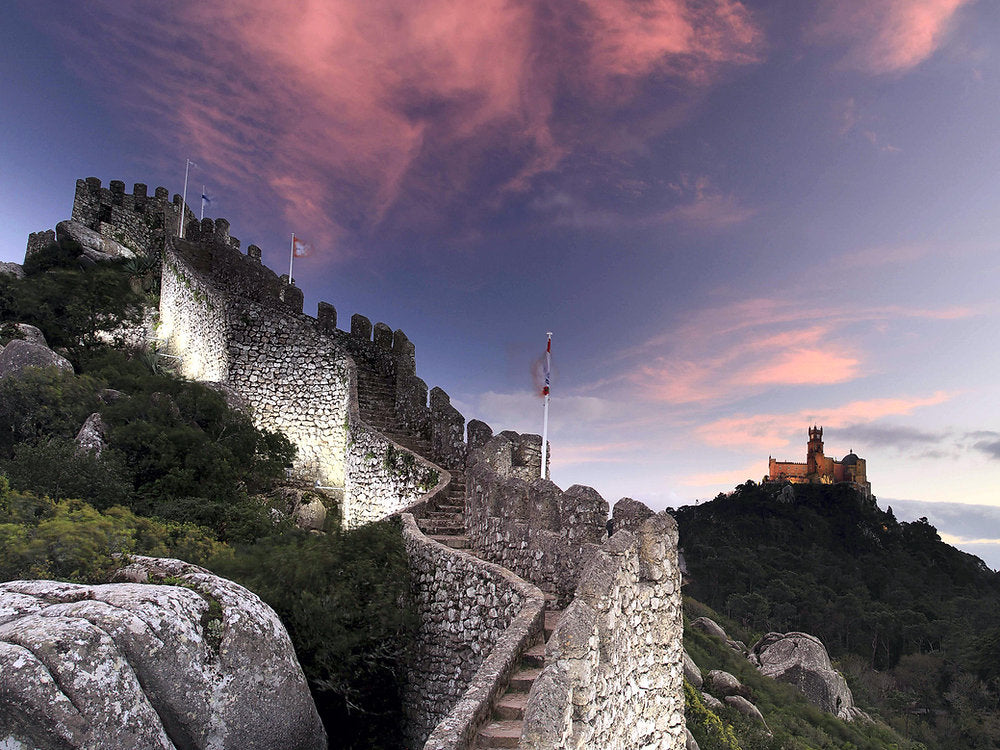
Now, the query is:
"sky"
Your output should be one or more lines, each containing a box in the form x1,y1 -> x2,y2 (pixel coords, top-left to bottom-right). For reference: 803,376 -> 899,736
3,0 -> 1000,569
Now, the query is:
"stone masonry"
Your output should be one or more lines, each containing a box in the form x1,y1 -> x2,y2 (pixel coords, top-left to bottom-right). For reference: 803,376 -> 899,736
401,515 -> 545,749
157,224 -> 455,526
521,513 -> 686,749
465,433 -> 608,608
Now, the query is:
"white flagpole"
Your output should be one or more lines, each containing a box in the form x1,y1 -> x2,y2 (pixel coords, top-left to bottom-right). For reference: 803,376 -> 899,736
200,185 -> 206,220
288,233 -> 295,282
540,332 -> 552,479
179,158 -> 195,238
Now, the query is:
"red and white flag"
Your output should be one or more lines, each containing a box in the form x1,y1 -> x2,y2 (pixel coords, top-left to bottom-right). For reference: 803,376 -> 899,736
292,234 -> 312,258
542,336 -> 551,396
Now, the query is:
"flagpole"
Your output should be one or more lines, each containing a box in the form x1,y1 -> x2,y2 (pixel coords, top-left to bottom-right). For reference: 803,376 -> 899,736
540,332 -> 552,479
288,233 -> 295,282
179,158 -> 194,238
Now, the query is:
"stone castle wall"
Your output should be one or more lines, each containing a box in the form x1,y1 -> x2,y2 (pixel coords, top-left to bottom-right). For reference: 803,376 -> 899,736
465,433 -> 608,607
158,229 -> 446,522
401,514 -> 545,750
521,512 -> 686,750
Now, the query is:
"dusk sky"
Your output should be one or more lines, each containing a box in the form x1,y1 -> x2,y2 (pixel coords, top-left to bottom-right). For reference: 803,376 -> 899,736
3,0 -> 1000,568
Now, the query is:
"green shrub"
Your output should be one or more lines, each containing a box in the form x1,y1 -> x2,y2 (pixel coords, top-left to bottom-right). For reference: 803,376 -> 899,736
0,368 -> 101,458
2,437 -> 131,509
0,481 -> 226,583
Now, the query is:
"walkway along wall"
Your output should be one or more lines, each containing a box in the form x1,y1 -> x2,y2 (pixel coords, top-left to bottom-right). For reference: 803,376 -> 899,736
521,513 -> 686,749
401,514 -> 545,750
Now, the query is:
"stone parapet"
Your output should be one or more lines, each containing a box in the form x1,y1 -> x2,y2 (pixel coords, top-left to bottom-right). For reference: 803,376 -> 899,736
401,514 -> 545,750
465,433 -> 608,607
430,387 -> 466,471
521,512 -> 685,750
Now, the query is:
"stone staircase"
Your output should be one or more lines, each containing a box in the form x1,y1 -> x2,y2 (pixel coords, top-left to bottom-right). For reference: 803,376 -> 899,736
354,361 -> 561,748
475,609 -> 563,748
355,364 -> 469,548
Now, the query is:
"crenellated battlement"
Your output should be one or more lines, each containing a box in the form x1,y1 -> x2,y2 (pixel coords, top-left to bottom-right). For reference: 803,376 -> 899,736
70,176 -> 197,257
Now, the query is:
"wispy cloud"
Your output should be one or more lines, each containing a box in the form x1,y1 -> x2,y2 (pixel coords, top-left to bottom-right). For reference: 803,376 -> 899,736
552,441 -> 644,467
834,98 -> 901,152
537,174 -> 756,231
839,423 -> 949,449
695,392 -> 954,450
968,431 -> 1000,460
837,244 -> 932,268
809,0 -> 973,75
660,175 -> 757,229
455,389 -> 632,438
609,296 -> 975,406
46,0 -> 764,257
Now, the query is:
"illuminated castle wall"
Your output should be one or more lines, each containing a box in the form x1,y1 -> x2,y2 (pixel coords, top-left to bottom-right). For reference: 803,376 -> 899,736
767,426 -> 872,498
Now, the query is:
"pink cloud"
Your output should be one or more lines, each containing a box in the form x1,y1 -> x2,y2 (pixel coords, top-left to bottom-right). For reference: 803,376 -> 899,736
810,0 -> 972,74
53,0 -> 763,258
696,391 -> 955,450
609,297 -> 978,406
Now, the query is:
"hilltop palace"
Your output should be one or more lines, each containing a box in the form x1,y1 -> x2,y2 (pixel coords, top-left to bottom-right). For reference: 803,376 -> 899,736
766,426 -> 872,499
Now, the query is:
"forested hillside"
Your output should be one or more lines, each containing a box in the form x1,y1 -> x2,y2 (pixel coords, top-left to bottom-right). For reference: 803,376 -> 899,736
0,244 -> 414,749
674,481 -> 1000,748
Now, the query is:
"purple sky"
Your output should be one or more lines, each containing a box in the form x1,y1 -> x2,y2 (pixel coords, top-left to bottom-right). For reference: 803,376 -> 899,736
3,0 -> 1000,568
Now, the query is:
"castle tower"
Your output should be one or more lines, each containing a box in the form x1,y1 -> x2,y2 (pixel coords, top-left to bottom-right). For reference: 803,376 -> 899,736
806,425 -> 824,476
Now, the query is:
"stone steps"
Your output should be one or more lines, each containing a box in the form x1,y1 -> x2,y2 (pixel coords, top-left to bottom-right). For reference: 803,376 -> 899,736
429,534 -> 471,550
476,608 -> 563,748
417,519 -> 465,535
494,692 -> 528,721
476,720 -> 522,748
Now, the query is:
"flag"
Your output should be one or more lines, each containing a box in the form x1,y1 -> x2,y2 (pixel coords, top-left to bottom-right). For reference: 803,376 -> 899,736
292,234 -> 313,258
542,336 -> 551,396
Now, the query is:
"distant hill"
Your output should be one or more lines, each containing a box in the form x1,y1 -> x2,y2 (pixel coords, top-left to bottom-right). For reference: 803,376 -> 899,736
673,481 -> 1000,748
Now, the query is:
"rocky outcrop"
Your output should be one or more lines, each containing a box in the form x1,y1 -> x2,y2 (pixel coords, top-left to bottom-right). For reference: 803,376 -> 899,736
690,616 -> 728,641
750,631 -> 868,722
3,323 -> 47,346
74,412 -> 109,456
0,261 -> 25,278
293,496 -> 328,531
724,695 -> 768,728
0,339 -> 73,380
204,380 -> 251,414
700,692 -> 723,710
0,556 -> 326,750
683,649 -> 703,688
56,219 -> 135,262
705,669 -> 747,698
